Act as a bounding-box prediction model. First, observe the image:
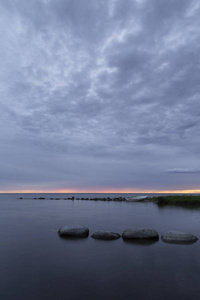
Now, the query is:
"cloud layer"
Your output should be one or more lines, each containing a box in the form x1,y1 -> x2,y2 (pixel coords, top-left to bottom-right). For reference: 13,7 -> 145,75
1,0 -> 200,192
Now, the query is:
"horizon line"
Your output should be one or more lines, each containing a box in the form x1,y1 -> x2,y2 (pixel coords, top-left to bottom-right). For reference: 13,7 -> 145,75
1,189 -> 200,194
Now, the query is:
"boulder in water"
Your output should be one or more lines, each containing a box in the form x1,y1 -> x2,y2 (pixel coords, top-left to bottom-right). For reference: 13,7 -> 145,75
91,231 -> 121,240
58,225 -> 89,238
161,231 -> 198,244
122,228 -> 159,240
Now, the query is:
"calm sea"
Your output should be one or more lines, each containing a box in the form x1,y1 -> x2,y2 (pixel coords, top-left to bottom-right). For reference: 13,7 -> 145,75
0,193 -> 200,300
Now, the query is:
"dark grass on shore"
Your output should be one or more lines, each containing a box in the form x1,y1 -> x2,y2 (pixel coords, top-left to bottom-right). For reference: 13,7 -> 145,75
149,195 -> 200,207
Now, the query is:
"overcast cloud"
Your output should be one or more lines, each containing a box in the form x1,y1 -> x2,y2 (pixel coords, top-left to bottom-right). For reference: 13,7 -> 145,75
1,0 -> 200,192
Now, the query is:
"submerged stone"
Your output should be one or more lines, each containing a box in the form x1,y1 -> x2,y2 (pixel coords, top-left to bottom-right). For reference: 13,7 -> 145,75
161,231 -> 198,244
91,231 -> 121,240
122,228 -> 159,240
58,225 -> 89,238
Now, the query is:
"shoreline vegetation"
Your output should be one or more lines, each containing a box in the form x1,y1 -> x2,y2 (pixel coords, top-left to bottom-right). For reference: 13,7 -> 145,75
149,195 -> 200,207
18,195 -> 200,207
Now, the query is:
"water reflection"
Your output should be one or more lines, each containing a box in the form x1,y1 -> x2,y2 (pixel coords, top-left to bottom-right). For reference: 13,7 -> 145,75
157,204 -> 200,211
122,239 -> 159,246
0,194 -> 200,300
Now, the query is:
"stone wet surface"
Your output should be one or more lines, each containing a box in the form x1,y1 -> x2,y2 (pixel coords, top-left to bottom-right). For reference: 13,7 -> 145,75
91,231 -> 121,240
122,228 -> 159,240
161,231 -> 198,244
58,225 -> 89,238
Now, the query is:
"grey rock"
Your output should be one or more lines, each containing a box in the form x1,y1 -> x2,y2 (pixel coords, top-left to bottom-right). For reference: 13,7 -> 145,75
161,231 -> 198,244
122,228 -> 159,240
58,225 -> 89,238
91,231 -> 121,240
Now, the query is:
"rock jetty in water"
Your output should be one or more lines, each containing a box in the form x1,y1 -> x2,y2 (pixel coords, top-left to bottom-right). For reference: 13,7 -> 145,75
91,231 -> 121,240
122,228 -> 159,240
58,225 -> 89,238
161,231 -> 198,244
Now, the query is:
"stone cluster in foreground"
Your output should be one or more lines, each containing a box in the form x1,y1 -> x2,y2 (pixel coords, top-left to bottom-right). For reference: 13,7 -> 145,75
57,225 -> 198,244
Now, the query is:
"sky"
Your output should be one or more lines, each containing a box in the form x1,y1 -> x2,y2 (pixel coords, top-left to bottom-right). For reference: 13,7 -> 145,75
1,0 -> 200,193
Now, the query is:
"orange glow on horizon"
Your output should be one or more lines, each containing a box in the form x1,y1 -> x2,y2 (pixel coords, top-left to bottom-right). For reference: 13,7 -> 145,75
1,188 -> 200,194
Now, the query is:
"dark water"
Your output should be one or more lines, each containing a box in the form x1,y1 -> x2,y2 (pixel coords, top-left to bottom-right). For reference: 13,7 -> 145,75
0,193 -> 200,300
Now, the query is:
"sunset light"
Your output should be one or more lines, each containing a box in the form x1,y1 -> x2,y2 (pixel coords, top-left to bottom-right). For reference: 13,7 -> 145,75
1,188 -> 200,194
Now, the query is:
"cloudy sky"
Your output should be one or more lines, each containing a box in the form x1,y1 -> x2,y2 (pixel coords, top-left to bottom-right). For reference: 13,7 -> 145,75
1,0 -> 200,193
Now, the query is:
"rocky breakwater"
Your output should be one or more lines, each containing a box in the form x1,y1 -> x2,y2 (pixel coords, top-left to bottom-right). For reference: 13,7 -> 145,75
122,228 -> 159,240
91,231 -> 121,240
161,231 -> 198,244
58,225 -> 89,238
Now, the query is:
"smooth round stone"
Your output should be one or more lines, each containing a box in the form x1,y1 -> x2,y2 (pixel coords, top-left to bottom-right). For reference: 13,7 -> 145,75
122,228 -> 159,240
58,225 -> 89,238
91,231 -> 121,240
161,231 -> 198,244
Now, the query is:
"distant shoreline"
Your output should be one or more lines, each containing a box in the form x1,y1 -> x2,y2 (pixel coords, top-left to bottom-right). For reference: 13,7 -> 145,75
16,194 -> 200,207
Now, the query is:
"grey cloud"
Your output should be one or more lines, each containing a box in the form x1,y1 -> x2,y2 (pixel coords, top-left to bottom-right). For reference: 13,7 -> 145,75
1,0 -> 200,191
165,169 -> 200,174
